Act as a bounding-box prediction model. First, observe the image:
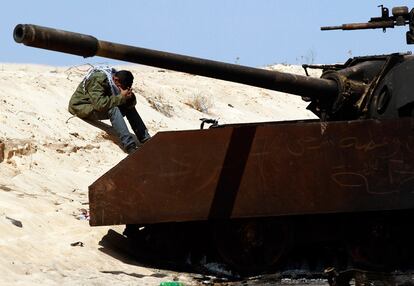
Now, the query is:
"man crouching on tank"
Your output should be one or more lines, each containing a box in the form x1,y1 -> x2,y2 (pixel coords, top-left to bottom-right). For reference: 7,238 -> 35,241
68,66 -> 151,154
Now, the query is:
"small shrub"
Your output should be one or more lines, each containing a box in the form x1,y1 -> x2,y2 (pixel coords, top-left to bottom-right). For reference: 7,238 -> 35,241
146,95 -> 174,118
186,92 -> 213,114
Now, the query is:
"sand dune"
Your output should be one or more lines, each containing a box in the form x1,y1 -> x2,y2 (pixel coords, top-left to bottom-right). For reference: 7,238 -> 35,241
0,63 -> 318,285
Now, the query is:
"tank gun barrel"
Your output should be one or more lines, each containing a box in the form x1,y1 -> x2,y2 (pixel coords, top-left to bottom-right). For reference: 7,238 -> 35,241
13,24 -> 338,98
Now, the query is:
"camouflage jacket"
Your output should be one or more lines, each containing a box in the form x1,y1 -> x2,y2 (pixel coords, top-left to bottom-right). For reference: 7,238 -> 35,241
68,71 -> 127,118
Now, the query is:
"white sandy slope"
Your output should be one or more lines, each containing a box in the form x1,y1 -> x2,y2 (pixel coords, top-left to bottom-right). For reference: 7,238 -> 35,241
0,63 -> 319,285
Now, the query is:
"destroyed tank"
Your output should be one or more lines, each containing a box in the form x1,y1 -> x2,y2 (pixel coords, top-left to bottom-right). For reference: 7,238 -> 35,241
13,6 -> 414,277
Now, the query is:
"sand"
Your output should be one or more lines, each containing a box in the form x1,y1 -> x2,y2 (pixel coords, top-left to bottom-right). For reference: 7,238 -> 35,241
0,63 -> 318,285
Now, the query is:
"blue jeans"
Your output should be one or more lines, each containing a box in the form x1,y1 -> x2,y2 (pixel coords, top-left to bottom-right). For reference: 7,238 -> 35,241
87,106 -> 149,149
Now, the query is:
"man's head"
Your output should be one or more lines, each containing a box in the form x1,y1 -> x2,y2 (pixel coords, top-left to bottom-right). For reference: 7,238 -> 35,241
113,70 -> 134,90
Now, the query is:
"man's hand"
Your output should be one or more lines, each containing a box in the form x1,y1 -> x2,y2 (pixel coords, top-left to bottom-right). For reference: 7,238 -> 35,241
119,87 -> 133,98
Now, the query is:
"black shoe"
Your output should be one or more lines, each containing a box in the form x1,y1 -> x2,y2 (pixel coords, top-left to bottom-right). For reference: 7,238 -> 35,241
125,143 -> 138,154
139,136 -> 151,144
138,130 -> 151,144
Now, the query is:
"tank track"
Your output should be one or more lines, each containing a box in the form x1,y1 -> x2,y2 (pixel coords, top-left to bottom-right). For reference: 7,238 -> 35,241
99,210 -> 414,286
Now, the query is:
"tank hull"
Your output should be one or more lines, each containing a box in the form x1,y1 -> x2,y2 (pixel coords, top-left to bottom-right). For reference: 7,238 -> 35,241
89,118 -> 414,226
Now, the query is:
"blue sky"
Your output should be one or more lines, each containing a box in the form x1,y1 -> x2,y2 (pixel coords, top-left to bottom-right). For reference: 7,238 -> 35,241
2,0 -> 413,67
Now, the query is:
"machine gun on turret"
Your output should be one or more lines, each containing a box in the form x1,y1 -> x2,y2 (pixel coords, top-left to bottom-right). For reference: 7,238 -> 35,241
321,5 -> 414,44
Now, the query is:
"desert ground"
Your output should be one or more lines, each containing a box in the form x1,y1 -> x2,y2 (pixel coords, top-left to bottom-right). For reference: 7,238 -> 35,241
0,63 -> 319,285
